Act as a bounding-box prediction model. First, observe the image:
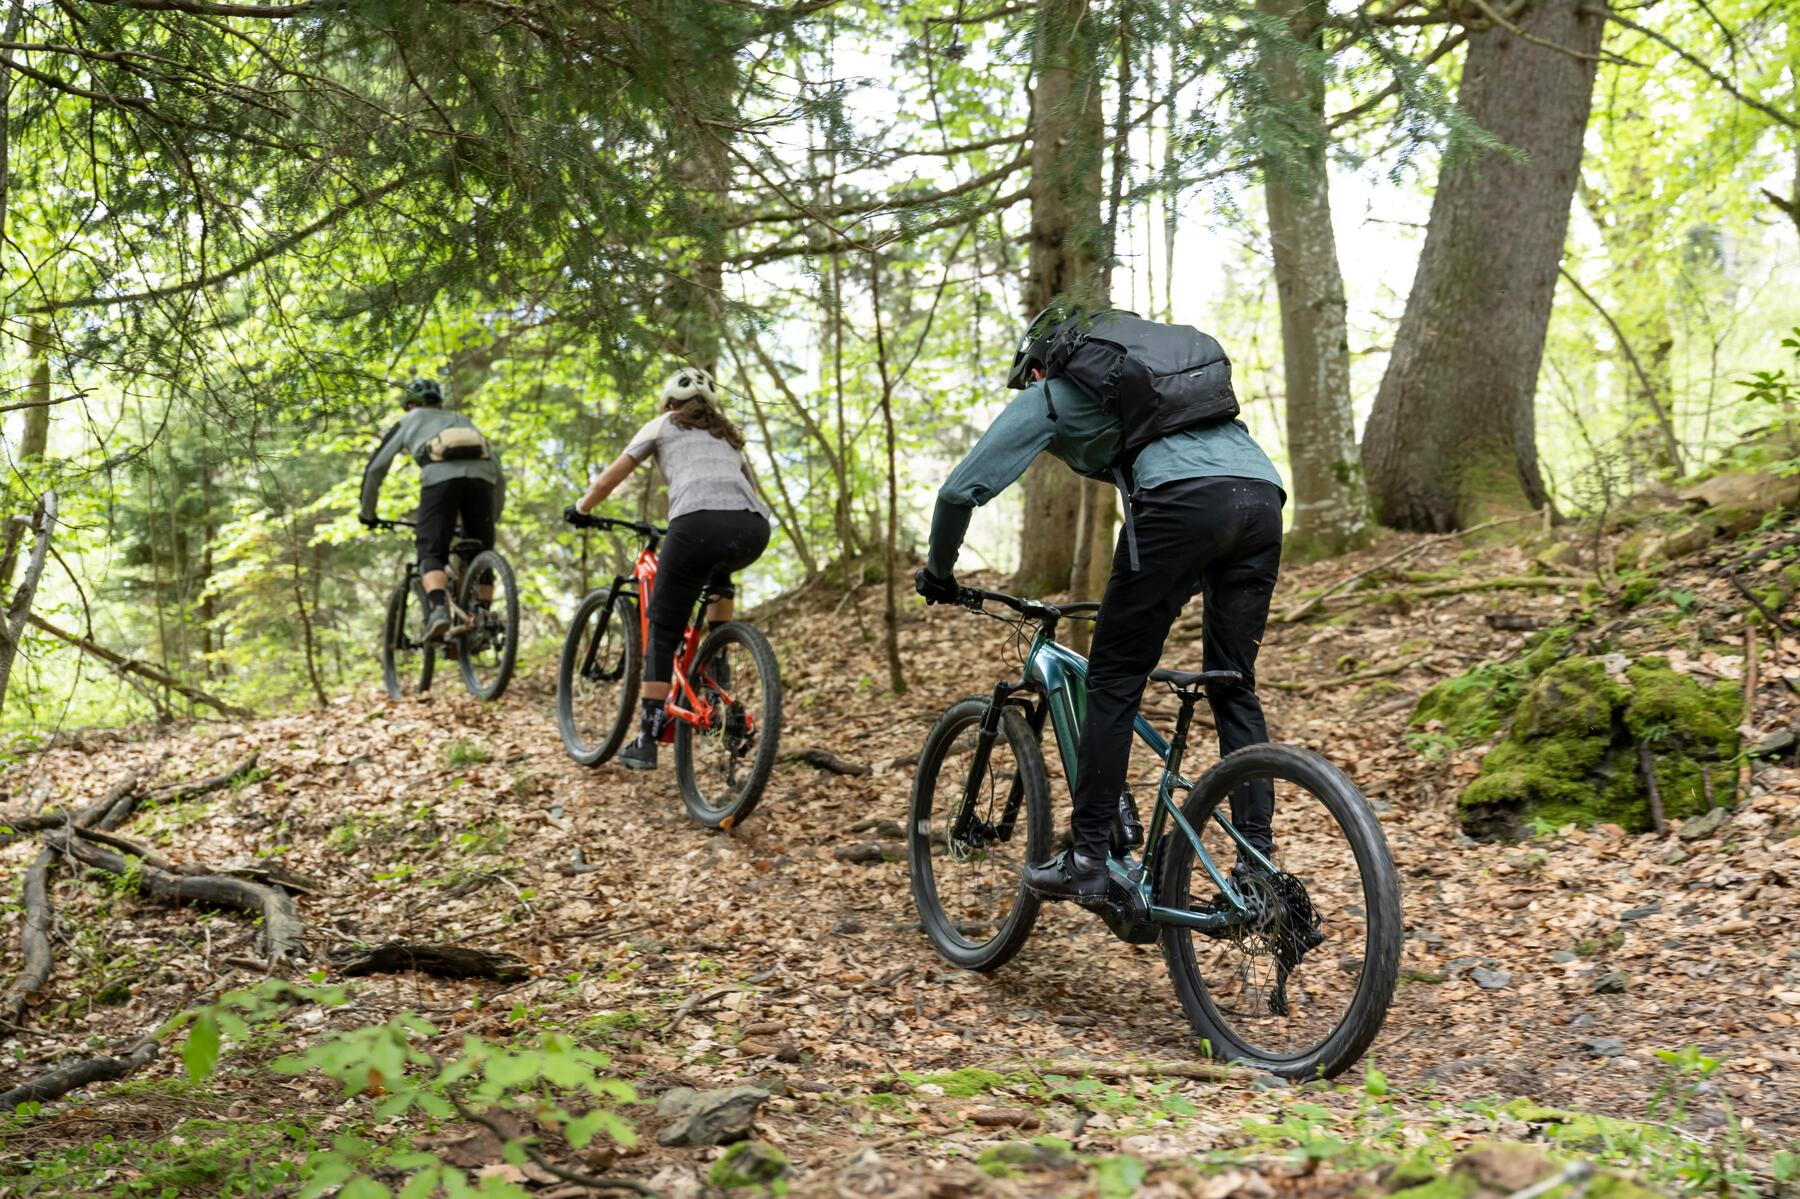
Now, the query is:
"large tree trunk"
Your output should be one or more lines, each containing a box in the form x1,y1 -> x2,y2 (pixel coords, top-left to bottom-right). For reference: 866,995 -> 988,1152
1259,0 -> 1369,559
1015,0 -> 1106,596
0,493 -> 55,715
0,321 -> 52,593
1361,0 -> 1607,531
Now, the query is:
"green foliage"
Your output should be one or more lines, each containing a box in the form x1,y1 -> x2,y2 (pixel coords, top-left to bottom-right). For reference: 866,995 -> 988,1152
443,741 -> 492,770
1409,628 -> 1572,747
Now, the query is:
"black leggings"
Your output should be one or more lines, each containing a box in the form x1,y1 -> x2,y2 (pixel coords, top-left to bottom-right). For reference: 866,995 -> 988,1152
645,510 -> 771,682
1068,476 -> 1284,862
416,477 -> 496,576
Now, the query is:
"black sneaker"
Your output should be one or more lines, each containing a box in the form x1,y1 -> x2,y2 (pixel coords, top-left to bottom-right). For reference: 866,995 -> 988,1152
617,733 -> 657,771
421,601 -> 452,644
1022,850 -> 1108,901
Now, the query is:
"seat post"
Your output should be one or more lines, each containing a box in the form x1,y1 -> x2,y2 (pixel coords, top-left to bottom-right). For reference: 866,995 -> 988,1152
1166,689 -> 1202,776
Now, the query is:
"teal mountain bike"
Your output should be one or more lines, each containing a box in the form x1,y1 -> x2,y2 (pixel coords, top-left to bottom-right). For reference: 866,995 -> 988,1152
907,586 -> 1401,1079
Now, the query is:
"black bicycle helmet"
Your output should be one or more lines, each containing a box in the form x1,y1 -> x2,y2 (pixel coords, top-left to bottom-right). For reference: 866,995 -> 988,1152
1005,303 -> 1081,390
402,378 -> 443,409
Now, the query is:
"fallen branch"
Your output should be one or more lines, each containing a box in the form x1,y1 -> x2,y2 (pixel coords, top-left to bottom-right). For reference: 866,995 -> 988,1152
25,614 -> 251,718
1739,624 -> 1758,803
1313,575 -> 1588,613
1033,1058 -> 1239,1084
0,1038 -> 158,1111
0,850 -> 55,1025
334,942 -> 529,982
1279,513 -> 1537,622
1636,742 -> 1668,835
1724,571 -> 1792,636
49,830 -> 305,961
665,985 -> 736,1032
151,753 -> 262,804
781,747 -> 871,776
1268,653 -> 1430,695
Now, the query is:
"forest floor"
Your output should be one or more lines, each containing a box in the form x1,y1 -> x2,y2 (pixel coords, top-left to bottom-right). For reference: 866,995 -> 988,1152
1,520 -> 1797,1198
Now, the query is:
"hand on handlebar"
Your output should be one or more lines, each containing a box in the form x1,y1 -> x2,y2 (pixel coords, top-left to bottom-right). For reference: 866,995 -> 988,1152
914,568 -> 961,606
359,514 -> 380,529
563,504 -> 595,528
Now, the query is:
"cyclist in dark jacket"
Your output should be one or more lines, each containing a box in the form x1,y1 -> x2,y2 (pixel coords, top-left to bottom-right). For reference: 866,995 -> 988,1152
360,380 -> 506,643
568,368 -> 772,770
917,312 -> 1285,901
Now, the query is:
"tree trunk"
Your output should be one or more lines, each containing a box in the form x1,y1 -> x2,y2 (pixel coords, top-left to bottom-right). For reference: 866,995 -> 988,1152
1258,0 -> 1369,559
1016,0 -> 1106,596
0,320 -> 52,592
1361,0 -> 1606,531
0,493 -> 55,715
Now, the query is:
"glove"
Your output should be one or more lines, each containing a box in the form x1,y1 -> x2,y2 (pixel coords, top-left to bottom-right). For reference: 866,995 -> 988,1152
914,568 -> 959,606
359,514 -> 379,529
563,504 -> 587,526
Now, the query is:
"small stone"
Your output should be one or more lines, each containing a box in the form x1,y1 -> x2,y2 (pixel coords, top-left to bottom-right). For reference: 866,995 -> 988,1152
708,1140 -> 788,1188
1579,1036 -> 1625,1057
1656,844 -> 1690,865
1253,1073 -> 1290,1091
1677,808 -> 1729,842
1551,951 -> 1578,964
1749,728 -> 1797,757
970,1107 -> 1040,1128
831,917 -> 866,935
1570,1013 -> 1595,1029
832,842 -> 901,864
1621,905 -> 1659,921
1469,966 -> 1513,991
775,1044 -> 801,1063
1444,957 -> 1485,978
655,1085 -> 771,1147
1593,971 -> 1630,995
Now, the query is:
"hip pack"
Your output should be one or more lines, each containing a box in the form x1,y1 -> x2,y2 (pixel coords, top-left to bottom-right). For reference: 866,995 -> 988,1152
416,425 -> 492,465
1039,310 -> 1239,455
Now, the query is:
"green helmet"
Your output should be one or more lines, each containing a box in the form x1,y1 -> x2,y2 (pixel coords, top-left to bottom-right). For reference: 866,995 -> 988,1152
402,378 -> 443,410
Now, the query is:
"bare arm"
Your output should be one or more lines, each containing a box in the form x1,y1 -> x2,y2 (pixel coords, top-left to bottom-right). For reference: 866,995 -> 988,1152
575,453 -> 640,514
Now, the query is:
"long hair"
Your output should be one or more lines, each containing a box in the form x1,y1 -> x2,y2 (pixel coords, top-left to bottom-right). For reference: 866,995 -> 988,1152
665,393 -> 746,450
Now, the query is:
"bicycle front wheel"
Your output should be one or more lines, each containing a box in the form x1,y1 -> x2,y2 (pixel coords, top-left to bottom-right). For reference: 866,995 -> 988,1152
673,622 -> 781,830
382,578 -> 435,699
456,550 -> 519,701
907,699 -> 1048,973
556,587 -> 641,766
1157,743 -> 1401,1079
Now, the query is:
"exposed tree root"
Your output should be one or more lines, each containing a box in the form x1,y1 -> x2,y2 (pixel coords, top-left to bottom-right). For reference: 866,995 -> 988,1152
1026,1058 -> 1241,1084
49,831 -> 306,962
782,746 -> 872,776
1269,653 -> 1432,694
0,1039 -> 159,1112
0,850 -> 55,1025
333,941 -> 529,982
1278,513 -> 1537,622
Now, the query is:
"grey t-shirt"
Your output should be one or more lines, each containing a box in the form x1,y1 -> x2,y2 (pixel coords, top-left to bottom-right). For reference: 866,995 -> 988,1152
624,415 -> 771,522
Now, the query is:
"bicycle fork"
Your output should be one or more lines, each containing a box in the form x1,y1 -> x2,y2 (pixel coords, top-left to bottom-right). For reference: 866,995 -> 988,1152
950,680 -> 1029,850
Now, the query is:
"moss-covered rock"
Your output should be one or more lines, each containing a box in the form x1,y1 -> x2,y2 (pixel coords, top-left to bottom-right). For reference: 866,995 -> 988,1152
708,1140 -> 789,1188
1459,655 -> 1741,839
1410,628 -> 1572,745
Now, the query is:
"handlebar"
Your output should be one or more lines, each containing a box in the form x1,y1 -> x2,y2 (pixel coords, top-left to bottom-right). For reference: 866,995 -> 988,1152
956,585 -> 1100,621
564,510 -> 666,539
373,517 -> 415,530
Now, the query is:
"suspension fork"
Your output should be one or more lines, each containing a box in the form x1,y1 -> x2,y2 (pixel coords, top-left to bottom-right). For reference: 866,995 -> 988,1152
951,679 -> 1021,845
580,576 -> 634,678
993,697 -> 1045,841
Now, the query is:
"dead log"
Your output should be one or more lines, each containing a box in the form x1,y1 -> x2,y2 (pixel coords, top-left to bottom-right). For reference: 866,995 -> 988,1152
0,1039 -> 158,1111
150,753 -> 261,805
0,493 -> 58,715
49,831 -> 305,961
25,613 -> 250,718
332,941 -> 529,982
0,850 -> 54,1024
782,747 -> 871,776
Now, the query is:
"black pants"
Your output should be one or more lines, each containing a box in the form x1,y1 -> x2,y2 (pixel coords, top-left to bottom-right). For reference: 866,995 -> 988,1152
646,510 -> 771,682
417,477 -> 497,576
1068,476 -> 1284,862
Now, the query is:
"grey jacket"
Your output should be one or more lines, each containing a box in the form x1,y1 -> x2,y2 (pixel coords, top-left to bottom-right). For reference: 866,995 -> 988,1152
359,407 -> 506,523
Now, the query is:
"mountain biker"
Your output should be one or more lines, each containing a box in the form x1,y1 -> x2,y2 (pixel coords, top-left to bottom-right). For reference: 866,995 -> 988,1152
915,305 -> 1286,902
567,367 -> 772,771
359,379 -> 506,645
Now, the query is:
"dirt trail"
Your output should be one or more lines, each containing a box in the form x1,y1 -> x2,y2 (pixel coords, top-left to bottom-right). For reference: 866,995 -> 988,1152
2,532 -> 1796,1194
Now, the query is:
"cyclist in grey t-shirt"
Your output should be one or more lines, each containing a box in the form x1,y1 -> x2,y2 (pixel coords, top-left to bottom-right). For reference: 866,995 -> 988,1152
567,368 -> 772,770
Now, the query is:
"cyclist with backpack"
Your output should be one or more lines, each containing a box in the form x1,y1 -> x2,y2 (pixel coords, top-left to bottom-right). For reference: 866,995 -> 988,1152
916,305 -> 1286,902
566,368 -> 772,771
359,379 -> 506,645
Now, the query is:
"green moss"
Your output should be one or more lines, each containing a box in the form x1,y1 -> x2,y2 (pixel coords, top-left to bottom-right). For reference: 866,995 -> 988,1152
1459,656 -> 1741,839
1617,575 -> 1658,608
905,1067 -> 1022,1098
1411,628 -> 1571,747
1390,1173 -> 1479,1199
708,1140 -> 788,1188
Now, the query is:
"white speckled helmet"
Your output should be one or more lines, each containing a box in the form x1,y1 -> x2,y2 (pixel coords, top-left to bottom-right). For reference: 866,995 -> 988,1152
661,367 -> 718,410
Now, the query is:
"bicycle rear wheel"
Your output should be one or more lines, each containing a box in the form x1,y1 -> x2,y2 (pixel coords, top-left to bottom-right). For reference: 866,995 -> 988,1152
907,699 -> 1048,973
556,587 -> 641,766
673,622 -> 781,830
382,578 -> 435,699
457,550 -> 519,701
1157,743 -> 1400,1079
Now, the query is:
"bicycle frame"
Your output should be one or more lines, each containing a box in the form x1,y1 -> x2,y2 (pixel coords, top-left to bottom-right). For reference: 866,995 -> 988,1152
1012,622 -> 1277,933
577,532 -> 744,735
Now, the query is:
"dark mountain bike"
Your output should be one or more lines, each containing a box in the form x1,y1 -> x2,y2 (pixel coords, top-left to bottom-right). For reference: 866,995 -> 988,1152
556,512 -> 782,830
375,518 -> 519,702
907,585 -> 1401,1079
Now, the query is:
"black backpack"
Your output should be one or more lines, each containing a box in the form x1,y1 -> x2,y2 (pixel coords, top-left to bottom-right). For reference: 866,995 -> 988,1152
1038,309 -> 1239,454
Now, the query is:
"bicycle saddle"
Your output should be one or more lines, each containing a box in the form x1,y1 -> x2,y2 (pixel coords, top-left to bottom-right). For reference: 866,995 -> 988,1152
1149,667 -> 1244,689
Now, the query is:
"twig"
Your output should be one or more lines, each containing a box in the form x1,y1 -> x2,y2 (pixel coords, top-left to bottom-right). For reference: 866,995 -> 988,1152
1636,742 -> 1667,835
1724,571 -> 1791,635
0,1039 -> 159,1111
781,747 -> 871,776
1739,624 -> 1758,802
664,985 -> 736,1033
1268,653 -> 1430,694
1278,513 -> 1536,622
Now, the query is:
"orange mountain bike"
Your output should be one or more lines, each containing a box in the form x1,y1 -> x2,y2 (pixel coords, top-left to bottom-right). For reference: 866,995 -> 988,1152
555,512 -> 782,830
